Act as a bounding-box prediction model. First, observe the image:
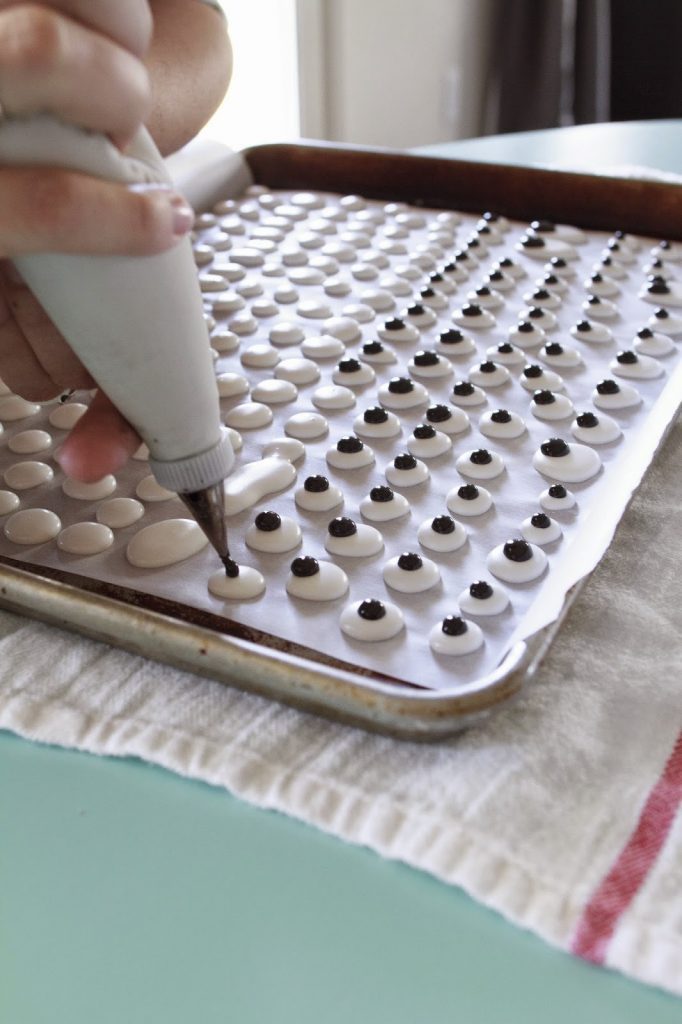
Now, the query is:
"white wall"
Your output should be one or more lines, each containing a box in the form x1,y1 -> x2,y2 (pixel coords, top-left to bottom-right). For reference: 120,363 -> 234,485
298,0 -> 494,147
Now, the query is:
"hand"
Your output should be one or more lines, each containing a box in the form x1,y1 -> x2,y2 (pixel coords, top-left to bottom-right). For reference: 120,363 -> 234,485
0,1 -> 196,481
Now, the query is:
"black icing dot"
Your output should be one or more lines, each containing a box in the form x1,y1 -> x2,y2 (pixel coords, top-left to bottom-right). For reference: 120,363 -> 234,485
475,286 -> 492,297
393,453 -> 418,470
576,412 -> 599,428
544,342 -> 564,355
338,358 -> 361,373
328,516 -> 357,538
453,380 -> 475,396
441,615 -> 468,636
406,303 -> 426,316
532,288 -> 551,301
499,257 -> 514,268
470,580 -> 493,600
550,257 -> 567,269
548,484 -> 567,498
636,328 -> 653,339
413,350 -> 439,366
533,389 -> 556,405
587,295 -> 602,306
363,406 -> 389,424
438,329 -> 465,345
520,234 -> 545,249
497,342 -> 514,354
527,306 -> 545,319
458,484 -> 479,500
413,423 -> 436,439
489,270 -> 504,283
470,449 -> 492,465
426,404 -> 452,423
358,599 -> 386,621
491,409 -> 512,423
461,303 -> 483,317
530,513 -> 551,529
420,288 -> 436,300
431,514 -> 455,534
291,556 -> 319,577
591,273 -> 604,283
503,538 -> 533,562
478,361 -> 498,374
255,510 -> 281,531
388,376 -> 414,394
531,219 -> 554,233
384,317 -> 406,331
575,320 -> 592,332
429,272 -> 445,285
223,557 -> 240,578
482,211 -> 501,223
304,474 -> 330,493
523,364 -> 543,379
647,278 -> 670,295
442,262 -> 459,274
362,341 -> 384,355
616,350 -> 638,364
541,438 -> 570,458
596,378 -> 620,395
654,308 -> 670,320
517,320 -> 535,334
369,485 -> 394,503
337,435 -> 364,453
397,552 -> 423,571
543,274 -> 561,286
659,239 -> 671,250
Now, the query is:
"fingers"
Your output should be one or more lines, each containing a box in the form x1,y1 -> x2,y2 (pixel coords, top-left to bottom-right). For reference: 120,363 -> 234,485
56,387 -> 141,482
0,5 -> 151,142
0,168 -> 194,257
0,1 -> 153,56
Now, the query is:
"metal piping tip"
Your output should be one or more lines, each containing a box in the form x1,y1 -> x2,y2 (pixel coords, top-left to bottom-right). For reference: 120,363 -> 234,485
178,483 -> 230,566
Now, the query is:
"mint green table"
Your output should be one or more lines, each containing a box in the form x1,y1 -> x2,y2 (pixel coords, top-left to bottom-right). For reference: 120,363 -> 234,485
2,122 -> 681,1024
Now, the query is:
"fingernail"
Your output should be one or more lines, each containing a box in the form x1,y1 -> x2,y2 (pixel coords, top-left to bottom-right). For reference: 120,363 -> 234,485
169,194 -> 195,236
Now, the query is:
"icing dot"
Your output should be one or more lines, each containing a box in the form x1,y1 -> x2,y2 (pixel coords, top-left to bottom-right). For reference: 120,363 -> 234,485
435,328 -> 476,357
487,539 -> 548,583
225,402 -> 274,429
378,377 -> 429,411
360,340 -> 397,365
385,454 -> 429,487
261,437 -> 305,463
126,519 -> 208,568
383,552 -> 440,593
592,379 -> 641,410
340,599 -> 404,642
240,344 -> 280,369
312,385 -> 356,411
353,406 -> 401,439
359,486 -> 410,522
295,475 -> 343,512
429,616 -> 483,656
208,565 -> 265,600
7,429 -> 52,454
450,381 -> 486,407
532,440 -> 601,483
135,475 -> 175,502
246,511 -> 301,553
96,497 -> 145,529
286,558 -> 348,601
4,460 -> 53,490
530,390 -> 574,421
456,449 -> 505,480
611,351 -> 663,380
224,457 -> 297,516
458,580 -> 509,616
251,378 -> 298,404
269,322 -> 306,346
417,514 -> 467,553
446,483 -> 493,517
216,372 -> 250,398
407,425 -> 452,459
332,359 -> 376,387
274,357 -> 321,385
4,507 -> 61,544
521,512 -> 562,545
326,436 -> 375,470
0,489 -> 20,515
325,519 -> 383,557
468,361 -> 511,387
285,412 -> 329,440
0,396 -> 41,421
300,334 -> 346,360
57,521 -> 114,555
571,411 -> 621,444
425,404 -> 470,435
479,409 -> 526,439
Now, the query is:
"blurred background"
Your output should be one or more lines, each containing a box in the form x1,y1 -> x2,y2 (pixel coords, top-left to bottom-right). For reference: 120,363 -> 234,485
201,0 -> 682,151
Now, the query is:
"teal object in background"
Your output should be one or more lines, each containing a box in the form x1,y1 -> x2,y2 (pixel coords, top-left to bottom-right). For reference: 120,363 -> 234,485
2,122 -> 682,1024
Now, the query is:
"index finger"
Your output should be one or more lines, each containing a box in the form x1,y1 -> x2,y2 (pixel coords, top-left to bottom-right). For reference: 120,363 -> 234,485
0,0 -> 153,55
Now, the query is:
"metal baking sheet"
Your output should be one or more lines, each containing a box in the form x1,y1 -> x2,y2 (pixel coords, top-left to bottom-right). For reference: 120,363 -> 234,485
0,143 -> 680,737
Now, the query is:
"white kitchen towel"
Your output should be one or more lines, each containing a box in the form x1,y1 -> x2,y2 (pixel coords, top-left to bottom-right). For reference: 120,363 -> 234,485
1,418 -> 681,997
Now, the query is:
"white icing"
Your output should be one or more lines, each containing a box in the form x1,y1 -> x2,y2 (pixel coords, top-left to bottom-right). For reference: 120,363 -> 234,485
274,358 -> 320,385
539,486 -> 576,511
639,280 -> 682,308
286,560 -> 348,601
295,479 -> 343,512
135,475 -> 175,502
6,428 -> 51,458
359,489 -> 410,522
468,362 -> 511,387
228,313 -> 258,336
261,437 -> 305,462
269,322 -> 306,346
251,379 -> 298,404
436,332 -> 477,357
216,372 -> 250,398
300,335 -> 346,360
0,396 -> 41,421
340,600 -> 404,642
285,412 -> 329,440
570,320 -> 613,344
325,522 -> 383,557
571,412 -> 621,444
450,383 -> 486,407
323,276 -> 352,298
458,581 -> 509,616
360,343 -> 397,366
332,362 -> 376,387
408,354 -> 453,380
582,296 -> 619,319
519,367 -> 565,392
4,507 -> 61,544
584,273 -> 620,297
424,406 -> 470,435
378,321 -> 420,344
341,302 -> 375,324
508,323 -> 546,349
57,521 -> 114,555
429,618 -> 483,656
455,449 -> 505,480
467,287 -> 504,310
522,287 -> 562,310
245,514 -> 301,553
540,344 -> 582,368
633,331 -> 675,358
530,392 -> 575,421
446,484 -> 493,517
592,381 -> 641,410
0,489 -> 20,515
521,514 -> 562,545
96,497 -> 145,529
312,385 -> 356,411
385,456 -> 429,487
319,316 -> 360,342
209,565 -> 266,600
210,290 -> 245,313
240,344 -> 280,369
383,554 -> 440,594
4,460 -> 54,490
126,518 -> 208,568
378,380 -> 429,410
326,441 -> 375,470
487,541 -> 548,583
648,310 -> 682,335
407,429 -> 452,458
532,441 -> 602,483
417,515 -> 468,553
610,352 -> 663,380
479,410 -> 527,438
452,306 -> 496,329
224,457 -> 297,516
224,402 -> 274,429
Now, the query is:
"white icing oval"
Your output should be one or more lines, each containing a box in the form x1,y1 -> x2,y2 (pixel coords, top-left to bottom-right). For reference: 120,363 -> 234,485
325,522 -> 383,557
0,489 -> 20,515
539,486 -> 576,511
4,460 -> 54,490
322,315 -> 362,343
417,515 -> 468,553
312,385 -> 356,411
7,429 -> 52,454
57,521 -> 114,555
285,412 -> 329,440
385,456 -> 429,487
456,449 -> 505,480
532,441 -> 601,483
126,518 -> 208,568
61,474 -> 117,501
359,489 -> 410,522
0,396 -> 41,421
479,411 -> 527,439
487,540 -> 548,583
326,441 -> 375,470
135,475 -> 175,502
96,497 -> 145,529
458,581 -> 509,616
261,437 -> 305,462
245,514 -> 301,553
224,457 -> 297,516
429,618 -> 483,656
240,343 -> 280,369
286,560 -> 349,601
446,484 -> 493,517
353,409 -> 402,439
208,565 -> 265,600
521,514 -> 562,545
407,429 -> 452,459
251,378 -> 298,404
300,335 -> 346,360
224,402 -> 274,429
295,479 -> 343,512
571,412 -> 622,444
4,507 -> 61,544
274,357 -> 320,385
383,554 -> 440,593
530,392 -> 575,421
216,372 -> 250,398
340,600 -> 404,642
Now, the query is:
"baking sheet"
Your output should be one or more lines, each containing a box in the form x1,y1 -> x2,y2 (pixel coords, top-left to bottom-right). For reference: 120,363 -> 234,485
1,158 -> 680,698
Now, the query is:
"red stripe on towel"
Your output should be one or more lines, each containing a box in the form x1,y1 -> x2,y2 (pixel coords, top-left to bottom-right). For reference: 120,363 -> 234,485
572,730 -> 682,964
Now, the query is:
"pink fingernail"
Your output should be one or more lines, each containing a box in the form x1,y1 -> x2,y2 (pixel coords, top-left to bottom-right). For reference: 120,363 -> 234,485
169,194 -> 195,236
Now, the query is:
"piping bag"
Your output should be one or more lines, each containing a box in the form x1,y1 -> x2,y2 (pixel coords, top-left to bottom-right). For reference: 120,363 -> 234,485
0,115 -> 235,566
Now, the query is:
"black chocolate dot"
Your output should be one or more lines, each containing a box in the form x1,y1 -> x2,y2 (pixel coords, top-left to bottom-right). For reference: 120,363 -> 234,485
461,303 -> 483,317
337,435 -> 364,453
654,308 -> 669,320
478,361 -> 498,374
469,580 -> 493,599
517,321 -> 535,334
491,409 -> 512,423
397,552 -> 423,571
255,510 -> 281,531
384,318 -> 406,331
431,515 -> 455,534
576,412 -> 599,428
304,474 -> 330,493
426,404 -> 452,423
453,381 -> 475,396
438,329 -> 465,345
393,453 -> 417,470
291,556 -> 319,577
647,278 -> 670,295
328,516 -> 357,538
363,406 -> 389,424
497,343 -> 514,354
636,327 -> 653,339
458,484 -> 479,500
531,219 -> 554,233
406,303 -> 426,317
550,258 -> 567,268
503,538 -> 533,562
533,389 -> 556,405
527,306 -> 545,319
420,287 -> 436,299
470,449 -> 492,465
338,358 -> 361,373
413,423 -> 436,439
369,485 -> 394,503
358,599 -> 386,621
575,320 -> 592,332
362,341 -> 384,355
475,286 -> 492,297
540,438 -> 570,458
616,350 -> 638,364
523,364 -> 543,378
548,484 -> 567,498
388,377 -> 414,394
520,234 -> 545,249
413,350 -> 439,367
544,342 -> 563,355
530,513 -> 551,529
532,288 -> 551,301
596,379 -> 620,395
223,557 -> 240,578
441,615 -> 468,636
